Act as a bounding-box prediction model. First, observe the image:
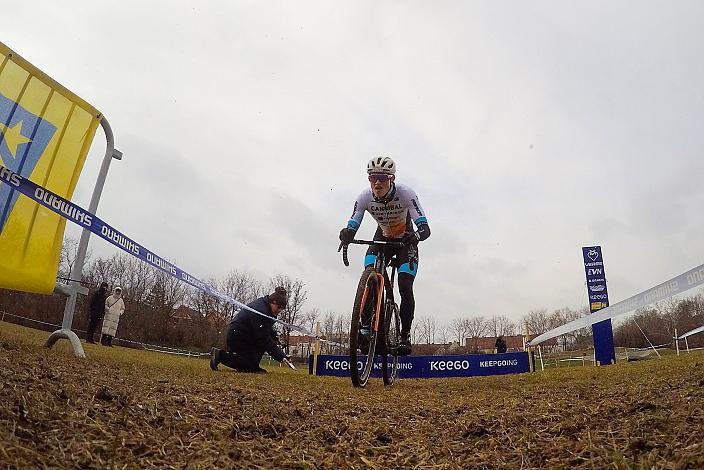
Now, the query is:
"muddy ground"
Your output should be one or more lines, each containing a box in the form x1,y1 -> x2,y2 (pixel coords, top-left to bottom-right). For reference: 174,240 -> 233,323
1,322 -> 703,469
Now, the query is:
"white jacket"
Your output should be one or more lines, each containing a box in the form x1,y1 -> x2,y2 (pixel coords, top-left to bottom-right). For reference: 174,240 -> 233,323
102,288 -> 125,336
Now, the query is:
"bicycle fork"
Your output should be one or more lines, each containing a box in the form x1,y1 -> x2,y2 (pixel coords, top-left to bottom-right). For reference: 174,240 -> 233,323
359,273 -> 386,336
373,273 -> 385,334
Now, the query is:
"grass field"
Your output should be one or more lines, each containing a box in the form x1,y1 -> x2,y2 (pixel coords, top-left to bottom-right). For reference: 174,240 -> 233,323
1,321 -> 703,469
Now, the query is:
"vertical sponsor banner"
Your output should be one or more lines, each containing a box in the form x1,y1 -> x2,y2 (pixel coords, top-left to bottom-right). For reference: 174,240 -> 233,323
582,246 -> 616,365
0,41 -> 101,294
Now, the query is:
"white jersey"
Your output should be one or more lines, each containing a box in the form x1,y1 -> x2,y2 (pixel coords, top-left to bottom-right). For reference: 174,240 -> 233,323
347,183 -> 428,238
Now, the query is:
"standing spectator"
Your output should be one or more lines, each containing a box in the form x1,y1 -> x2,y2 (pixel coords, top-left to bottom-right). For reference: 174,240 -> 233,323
495,335 -> 507,353
101,286 -> 125,347
209,286 -> 293,373
85,282 -> 109,343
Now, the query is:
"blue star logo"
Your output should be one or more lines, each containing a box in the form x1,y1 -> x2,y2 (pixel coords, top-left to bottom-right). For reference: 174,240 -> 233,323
0,92 -> 57,233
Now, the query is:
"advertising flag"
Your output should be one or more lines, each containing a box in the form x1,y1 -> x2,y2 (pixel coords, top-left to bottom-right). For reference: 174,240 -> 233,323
582,246 -> 610,313
582,246 -> 616,365
0,41 -> 101,293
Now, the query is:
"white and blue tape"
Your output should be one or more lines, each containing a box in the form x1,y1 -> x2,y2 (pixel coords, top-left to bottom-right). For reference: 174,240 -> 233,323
0,164 -> 338,345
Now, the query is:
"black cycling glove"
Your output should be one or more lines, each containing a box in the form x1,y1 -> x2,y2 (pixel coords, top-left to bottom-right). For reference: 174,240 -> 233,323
339,227 -> 356,243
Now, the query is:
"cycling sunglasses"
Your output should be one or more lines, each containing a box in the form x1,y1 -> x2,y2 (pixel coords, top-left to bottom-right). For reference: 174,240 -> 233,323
368,174 -> 392,183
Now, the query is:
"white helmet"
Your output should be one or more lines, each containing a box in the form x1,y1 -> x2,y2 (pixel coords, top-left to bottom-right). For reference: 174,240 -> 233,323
367,156 -> 396,175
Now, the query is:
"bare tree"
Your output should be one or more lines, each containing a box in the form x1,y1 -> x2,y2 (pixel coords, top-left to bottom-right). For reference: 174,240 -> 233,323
222,270 -> 262,304
523,309 -> 550,336
488,315 -> 516,337
321,310 -> 336,352
115,254 -> 157,303
85,255 -> 116,287
302,308 -> 320,334
411,323 -> 421,345
465,316 -> 489,352
334,312 -> 349,354
437,322 -> 449,344
314,311 -> 351,354
86,252 -> 156,303
147,271 -> 187,315
190,277 -> 228,335
268,275 -> 307,352
59,237 -> 92,280
218,270 -> 262,326
657,298 -> 681,339
547,307 -> 583,351
557,306 -> 593,350
449,317 -> 469,345
671,295 -> 704,335
58,237 -> 78,278
416,315 -> 438,344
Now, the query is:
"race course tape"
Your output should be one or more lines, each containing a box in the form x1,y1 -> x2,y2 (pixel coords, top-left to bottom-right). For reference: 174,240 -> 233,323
528,262 -> 704,346
0,165 -> 336,345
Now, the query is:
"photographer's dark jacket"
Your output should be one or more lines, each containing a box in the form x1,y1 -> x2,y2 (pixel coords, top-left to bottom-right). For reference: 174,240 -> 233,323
226,295 -> 287,362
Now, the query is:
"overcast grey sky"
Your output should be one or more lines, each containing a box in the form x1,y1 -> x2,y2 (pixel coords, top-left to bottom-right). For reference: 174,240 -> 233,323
4,1 -> 704,325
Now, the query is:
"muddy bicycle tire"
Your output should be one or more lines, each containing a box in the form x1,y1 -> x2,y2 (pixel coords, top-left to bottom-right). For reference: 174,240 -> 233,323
349,266 -> 381,388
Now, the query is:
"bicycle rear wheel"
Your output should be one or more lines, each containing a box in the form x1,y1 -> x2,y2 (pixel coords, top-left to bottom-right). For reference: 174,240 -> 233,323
349,266 -> 381,388
382,302 -> 401,386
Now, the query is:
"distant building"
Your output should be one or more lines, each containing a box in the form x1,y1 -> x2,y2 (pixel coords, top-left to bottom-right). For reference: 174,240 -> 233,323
288,334 -> 352,357
288,335 -> 316,357
411,341 -> 469,356
170,305 -> 201,324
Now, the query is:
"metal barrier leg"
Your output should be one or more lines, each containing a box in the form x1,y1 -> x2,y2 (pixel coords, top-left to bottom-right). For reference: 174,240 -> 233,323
45,329 -> 86,358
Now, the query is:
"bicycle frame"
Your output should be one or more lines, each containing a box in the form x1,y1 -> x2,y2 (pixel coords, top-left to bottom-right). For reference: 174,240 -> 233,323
341,239 -> 402,336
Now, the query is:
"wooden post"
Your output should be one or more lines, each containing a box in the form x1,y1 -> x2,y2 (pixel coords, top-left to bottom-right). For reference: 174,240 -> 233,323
538,345 -> 544,371
312,322 -> 321,376
675,329 -> 680,356
524,321 -> 533,371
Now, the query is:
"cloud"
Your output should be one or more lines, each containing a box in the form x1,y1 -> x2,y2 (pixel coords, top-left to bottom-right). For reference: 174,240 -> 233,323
9,1 -> 704,327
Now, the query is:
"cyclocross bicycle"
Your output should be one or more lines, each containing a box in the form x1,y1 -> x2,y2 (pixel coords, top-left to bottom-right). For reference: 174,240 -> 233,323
339,239 -> 412,387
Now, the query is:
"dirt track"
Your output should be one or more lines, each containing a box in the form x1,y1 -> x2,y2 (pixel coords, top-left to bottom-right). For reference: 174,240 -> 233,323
1,322 -> 703,469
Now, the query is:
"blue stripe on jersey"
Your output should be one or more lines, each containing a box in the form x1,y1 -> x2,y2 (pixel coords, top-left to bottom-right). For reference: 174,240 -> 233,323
348,219 -> 360,230
364,254 -> 377,267
399,262 -> 418,276
415,216 -> 427,225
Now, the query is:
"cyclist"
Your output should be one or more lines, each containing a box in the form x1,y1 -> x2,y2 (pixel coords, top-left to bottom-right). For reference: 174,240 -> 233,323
339,156 -> 431,355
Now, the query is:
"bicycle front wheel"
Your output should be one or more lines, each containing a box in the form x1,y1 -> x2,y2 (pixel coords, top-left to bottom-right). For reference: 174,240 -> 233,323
349,266 -> 381,388
382,302 -> 401,386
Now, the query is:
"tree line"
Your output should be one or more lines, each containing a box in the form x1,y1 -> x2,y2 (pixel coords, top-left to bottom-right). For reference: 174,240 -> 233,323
0,239 -> 702,353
